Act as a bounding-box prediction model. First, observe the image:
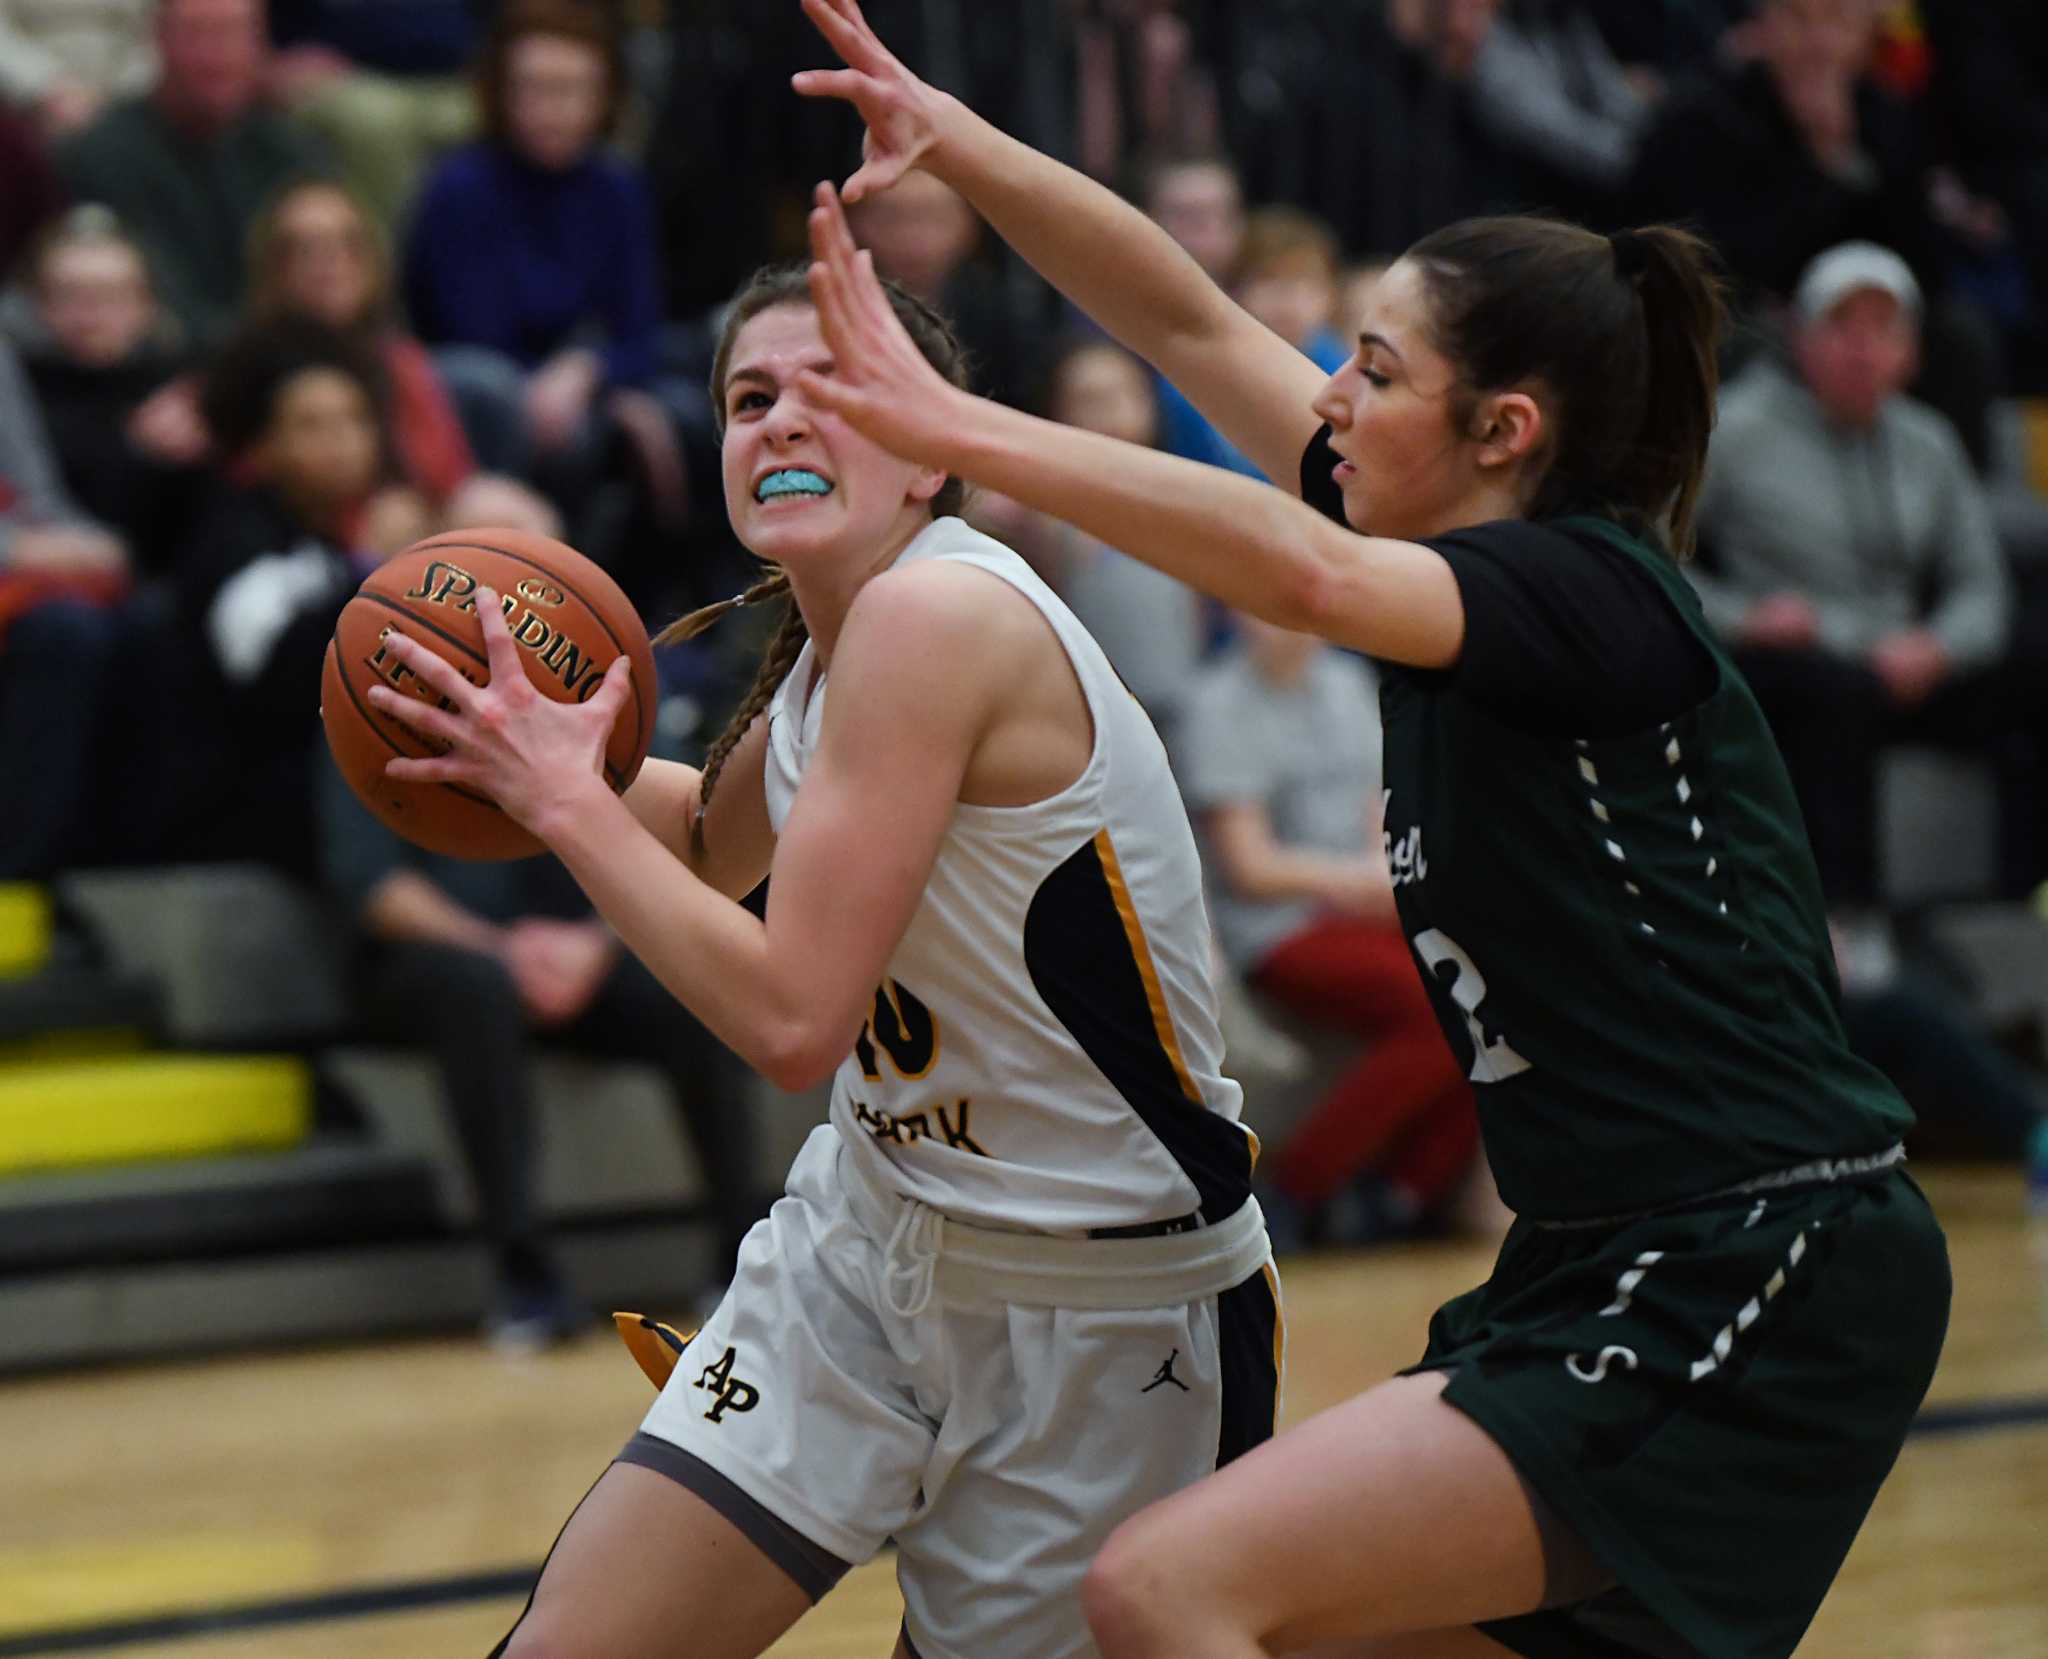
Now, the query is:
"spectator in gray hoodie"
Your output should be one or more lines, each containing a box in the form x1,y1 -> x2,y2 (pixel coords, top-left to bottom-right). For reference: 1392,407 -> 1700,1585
1692,241 -> 2043,931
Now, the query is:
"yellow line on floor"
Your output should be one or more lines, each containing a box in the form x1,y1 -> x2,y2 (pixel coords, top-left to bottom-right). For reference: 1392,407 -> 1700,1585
0,1534 -> 321,1637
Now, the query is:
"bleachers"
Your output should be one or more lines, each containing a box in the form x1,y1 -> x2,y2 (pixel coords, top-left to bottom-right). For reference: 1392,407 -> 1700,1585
0,865 -> 825,1372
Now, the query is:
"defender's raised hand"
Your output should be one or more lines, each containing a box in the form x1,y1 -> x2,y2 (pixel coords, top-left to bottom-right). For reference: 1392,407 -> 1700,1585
791,0 -> 948,202
798,182 -> 975,468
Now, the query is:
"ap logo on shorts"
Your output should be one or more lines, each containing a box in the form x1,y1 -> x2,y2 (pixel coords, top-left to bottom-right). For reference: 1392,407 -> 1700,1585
694,1345 -> 762,1422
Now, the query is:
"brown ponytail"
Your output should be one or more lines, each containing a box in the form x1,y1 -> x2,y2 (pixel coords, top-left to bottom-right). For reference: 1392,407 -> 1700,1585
1406,216 -> 1728,556
1606,225 -> 1726,556
659,260 -> 979,856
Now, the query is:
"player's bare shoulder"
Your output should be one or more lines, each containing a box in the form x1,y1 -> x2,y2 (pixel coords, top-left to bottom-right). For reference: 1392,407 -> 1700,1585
842,556 -> 1060,695
840,555 -> 1092,807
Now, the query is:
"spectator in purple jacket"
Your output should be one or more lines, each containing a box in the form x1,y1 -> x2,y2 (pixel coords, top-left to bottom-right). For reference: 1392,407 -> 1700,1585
400,0 -> 659,525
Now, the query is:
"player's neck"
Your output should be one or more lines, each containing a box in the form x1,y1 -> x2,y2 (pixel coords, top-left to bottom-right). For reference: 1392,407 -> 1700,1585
785,510 -> 935,669
1424,473 -> 1530,538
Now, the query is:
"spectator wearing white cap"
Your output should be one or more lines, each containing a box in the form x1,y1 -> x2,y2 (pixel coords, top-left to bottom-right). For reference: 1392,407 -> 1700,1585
1691,241 -> 2047,958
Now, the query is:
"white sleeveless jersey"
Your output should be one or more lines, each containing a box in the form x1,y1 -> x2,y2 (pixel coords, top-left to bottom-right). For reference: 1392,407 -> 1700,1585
762,516 -> 1251,1234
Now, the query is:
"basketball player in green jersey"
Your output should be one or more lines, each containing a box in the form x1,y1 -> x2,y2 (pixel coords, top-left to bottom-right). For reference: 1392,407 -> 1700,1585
788,4 -> 1953,1656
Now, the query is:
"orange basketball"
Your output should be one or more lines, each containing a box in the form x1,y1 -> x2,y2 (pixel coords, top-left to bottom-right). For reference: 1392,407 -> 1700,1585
320,528 -> 659,859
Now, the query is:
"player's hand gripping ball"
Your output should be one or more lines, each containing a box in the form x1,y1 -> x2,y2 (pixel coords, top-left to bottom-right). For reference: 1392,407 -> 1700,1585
321,528 -> 657,859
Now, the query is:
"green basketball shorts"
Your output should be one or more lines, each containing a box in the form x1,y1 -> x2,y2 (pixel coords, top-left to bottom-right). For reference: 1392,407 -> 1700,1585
1410,1163 -> 1950,1659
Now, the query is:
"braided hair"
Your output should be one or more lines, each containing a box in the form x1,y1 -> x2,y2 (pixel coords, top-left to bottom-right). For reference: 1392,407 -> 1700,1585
655,261 -> 975,858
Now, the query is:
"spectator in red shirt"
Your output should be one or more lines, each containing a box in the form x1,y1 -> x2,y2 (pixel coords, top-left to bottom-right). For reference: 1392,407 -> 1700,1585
135,178 -> 557,536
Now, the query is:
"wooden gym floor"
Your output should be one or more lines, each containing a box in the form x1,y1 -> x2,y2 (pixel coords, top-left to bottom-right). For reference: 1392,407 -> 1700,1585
2,1165 -> 2043,1658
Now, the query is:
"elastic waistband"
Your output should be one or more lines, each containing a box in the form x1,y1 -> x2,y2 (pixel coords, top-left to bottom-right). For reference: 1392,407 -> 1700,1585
1089,1211 -> 1201,1240
1530,1143 -> 1908,1232
835,1136 -> 1271,1314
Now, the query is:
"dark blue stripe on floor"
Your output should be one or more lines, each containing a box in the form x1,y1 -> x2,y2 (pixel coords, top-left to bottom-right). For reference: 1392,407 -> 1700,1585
6,1393 -> 2048,1654
0,1566 -> 537,1656
1907,1393 -> 2048,1438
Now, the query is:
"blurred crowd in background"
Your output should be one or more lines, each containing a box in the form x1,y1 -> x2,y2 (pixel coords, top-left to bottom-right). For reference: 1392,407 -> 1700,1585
3,0 -> 2047,1287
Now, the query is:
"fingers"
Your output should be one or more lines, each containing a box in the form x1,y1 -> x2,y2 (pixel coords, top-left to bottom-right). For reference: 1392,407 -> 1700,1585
474,585 -> 526,689
366,683 -> 466,749
801,0 -> 882,69
811,179 -> 861,267
852,246 -> 891,329
809,185 -> 886,344
844,243 -> 898,345
375,627 -> 477,710
839,157 -> 903,206
806,228 -> 851,344
383,753 -> 471,785
803,180 -> 952,456
789,66 -> 864,102
792,366 -> 865,424
844,129 -> 911,205
805,192 -> 932,403
813,184 -> 885,325
806,188 -> 863,352
799,0 -> 864,65
781,95 -> 906,203
591,654 -> 634,726
806,256 -> 867,391
833,0 -> 887,57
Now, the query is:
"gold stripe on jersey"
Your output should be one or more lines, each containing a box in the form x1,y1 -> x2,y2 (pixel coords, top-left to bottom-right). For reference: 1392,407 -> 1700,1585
1092,828 -> 1203,1105
1262,1260 -> 1286,1426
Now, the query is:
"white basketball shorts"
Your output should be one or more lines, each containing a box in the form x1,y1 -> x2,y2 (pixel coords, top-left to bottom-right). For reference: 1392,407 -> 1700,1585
628,1125 -> 1281,1659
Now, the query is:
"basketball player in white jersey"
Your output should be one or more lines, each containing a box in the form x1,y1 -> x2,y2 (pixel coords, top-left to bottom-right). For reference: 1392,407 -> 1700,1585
366,261 -> 1280,1659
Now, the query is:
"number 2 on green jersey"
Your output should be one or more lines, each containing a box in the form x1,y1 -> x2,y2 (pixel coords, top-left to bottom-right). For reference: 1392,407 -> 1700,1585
1412,927 -> 1533,1084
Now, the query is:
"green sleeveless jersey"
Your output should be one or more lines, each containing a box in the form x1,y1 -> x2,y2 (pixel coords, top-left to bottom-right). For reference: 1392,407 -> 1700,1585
1379,515 -> 1911,1220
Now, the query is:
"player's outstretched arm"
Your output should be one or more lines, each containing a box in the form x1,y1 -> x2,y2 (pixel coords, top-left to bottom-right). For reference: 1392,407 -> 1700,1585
798,185 -> 1466,670
793,0 -> 1327,493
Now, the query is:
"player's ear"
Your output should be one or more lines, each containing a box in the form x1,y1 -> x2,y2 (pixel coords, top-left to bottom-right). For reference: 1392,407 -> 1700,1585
1471,390 -> 1544,472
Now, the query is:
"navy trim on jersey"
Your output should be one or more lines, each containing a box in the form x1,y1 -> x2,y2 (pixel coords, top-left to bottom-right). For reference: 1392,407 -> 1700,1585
1023,833 -> 1253,1222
